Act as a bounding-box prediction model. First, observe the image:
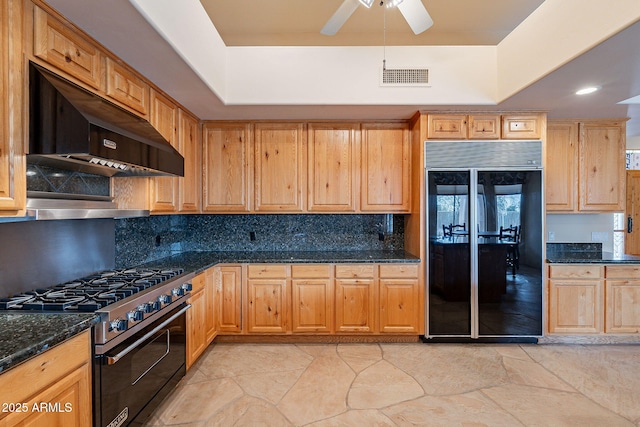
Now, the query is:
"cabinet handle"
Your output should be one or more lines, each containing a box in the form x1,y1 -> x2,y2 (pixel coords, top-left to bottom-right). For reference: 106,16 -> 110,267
628,216 -> 633,233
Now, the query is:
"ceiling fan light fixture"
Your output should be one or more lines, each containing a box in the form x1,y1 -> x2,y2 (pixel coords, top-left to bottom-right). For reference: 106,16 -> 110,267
385,0 -> 404,8
358,0 -> 375,8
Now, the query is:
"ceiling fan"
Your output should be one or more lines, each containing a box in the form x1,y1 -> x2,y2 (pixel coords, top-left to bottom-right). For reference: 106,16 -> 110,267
321,0 -> 434,36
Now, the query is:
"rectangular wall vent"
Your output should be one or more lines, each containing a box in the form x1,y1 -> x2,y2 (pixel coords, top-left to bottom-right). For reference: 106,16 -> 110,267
380,68 -> 429,86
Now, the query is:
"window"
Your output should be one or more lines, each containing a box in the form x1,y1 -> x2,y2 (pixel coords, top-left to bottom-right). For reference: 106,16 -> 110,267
495,184 -> 522,230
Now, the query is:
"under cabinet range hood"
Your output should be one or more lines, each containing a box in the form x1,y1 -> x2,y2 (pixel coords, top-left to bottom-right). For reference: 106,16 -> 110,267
28,63 -> 184,178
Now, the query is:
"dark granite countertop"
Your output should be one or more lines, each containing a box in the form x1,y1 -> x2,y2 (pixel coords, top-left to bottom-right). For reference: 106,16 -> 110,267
0,312 -> 100,373
135,250 -> 420,275
546,251 -> 640,264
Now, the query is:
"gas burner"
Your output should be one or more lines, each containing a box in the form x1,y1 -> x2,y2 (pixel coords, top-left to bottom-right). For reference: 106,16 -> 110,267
0,268 -> 184,312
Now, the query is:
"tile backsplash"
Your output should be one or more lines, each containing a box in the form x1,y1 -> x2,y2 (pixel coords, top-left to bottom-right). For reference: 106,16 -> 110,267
115,214 -> 405,268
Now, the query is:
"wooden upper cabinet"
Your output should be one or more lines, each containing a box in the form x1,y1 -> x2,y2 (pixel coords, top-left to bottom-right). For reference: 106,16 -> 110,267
149,89 -> 178,213
105,58 -> 149,116
501,114 -> 543,139
427,114 -> 500,139
33,5 -> 103,90
254,123 -> 307,212
307,123 -> 359,212
427,114 -> 467,139
177,109 -> 201,213
579,121 -> 626,212
0,0 -> 26,215
468,114 -> 500,139
202,122 -> 252,212
361,123 -> 410,212
546,121 -> 579,211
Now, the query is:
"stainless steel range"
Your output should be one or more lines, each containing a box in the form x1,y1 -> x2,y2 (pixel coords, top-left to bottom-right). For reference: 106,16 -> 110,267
1,267 -> 195,427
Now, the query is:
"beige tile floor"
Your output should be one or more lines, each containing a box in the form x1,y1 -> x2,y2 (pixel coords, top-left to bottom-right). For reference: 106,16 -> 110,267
144,342 -> 640,426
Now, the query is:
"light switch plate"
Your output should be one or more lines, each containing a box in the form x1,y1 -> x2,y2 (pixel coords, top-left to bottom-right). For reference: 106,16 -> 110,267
548,231 -> 555,241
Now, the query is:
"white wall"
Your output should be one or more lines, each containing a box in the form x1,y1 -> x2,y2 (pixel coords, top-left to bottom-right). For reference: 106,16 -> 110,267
546,213 -> 615,252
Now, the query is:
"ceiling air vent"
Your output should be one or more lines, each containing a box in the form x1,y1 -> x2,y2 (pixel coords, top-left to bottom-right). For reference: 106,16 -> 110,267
380,67 -> 429,87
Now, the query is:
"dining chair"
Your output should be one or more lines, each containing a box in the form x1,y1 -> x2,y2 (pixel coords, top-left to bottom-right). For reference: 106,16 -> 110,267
499,225 -> 520,276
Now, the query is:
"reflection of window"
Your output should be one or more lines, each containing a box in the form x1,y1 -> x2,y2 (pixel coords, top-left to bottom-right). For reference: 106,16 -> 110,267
495,184 -> 521,229
435,185 -> 486,235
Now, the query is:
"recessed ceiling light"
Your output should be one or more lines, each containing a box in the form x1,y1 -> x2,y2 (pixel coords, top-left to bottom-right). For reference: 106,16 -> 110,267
575,86 -> 600,95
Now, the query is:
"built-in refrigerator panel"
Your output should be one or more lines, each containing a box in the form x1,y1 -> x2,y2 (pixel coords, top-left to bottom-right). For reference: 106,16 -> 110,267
425,141 -> 543,340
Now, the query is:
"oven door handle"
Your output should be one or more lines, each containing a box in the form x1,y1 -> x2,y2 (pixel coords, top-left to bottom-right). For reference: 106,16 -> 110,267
107,304 -> 191,365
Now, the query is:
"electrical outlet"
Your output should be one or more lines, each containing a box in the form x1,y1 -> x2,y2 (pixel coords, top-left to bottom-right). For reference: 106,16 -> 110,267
591,232 -> 609,242
547,231 -> 555,242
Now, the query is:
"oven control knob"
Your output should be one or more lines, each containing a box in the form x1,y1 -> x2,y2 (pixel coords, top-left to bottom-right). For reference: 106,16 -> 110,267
128,309 -> 144,322
140,302 -> 154,313
172,287 -> 184,297
158,294 -> 172,305
110,318 -> 128,332
181,283 -> 193,292
150,300 -> 161,311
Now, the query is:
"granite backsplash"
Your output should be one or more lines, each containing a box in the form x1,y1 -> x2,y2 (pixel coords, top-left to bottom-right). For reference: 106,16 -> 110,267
546,242 -> 603,259
115,214 -> 405,268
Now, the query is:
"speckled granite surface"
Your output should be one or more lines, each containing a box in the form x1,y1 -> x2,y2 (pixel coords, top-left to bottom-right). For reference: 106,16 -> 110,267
0,313 -> 100,373
135,250 -> 420,274
546,242 -> 640,263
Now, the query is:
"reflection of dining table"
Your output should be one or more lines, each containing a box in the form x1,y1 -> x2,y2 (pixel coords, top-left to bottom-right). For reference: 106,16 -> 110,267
451,230 -> 501,238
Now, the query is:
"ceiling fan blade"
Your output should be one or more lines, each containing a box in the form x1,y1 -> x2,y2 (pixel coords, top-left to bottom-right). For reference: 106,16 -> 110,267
321,0 -> 360,36
397,0 -> 433,35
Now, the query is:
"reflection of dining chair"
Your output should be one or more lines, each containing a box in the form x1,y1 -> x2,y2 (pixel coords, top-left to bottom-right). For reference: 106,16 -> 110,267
451,223 -> 466,233
499,225 -> 520,276
442,224 -> 453,237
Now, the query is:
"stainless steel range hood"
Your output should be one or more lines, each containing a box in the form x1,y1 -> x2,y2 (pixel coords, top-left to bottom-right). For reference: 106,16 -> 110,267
25,194 -> 149,221
28,62 -> 184,177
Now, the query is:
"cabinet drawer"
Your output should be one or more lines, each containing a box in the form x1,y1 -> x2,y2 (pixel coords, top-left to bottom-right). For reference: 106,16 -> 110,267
549,265 -> 603,279
248,264 -> 287,279
379,264 -> 419,278
291,264 -> 330,278
502,114 -> 542,139
605,265 -> 640,279
190,272 -> 206,293
335,264 -> 375,278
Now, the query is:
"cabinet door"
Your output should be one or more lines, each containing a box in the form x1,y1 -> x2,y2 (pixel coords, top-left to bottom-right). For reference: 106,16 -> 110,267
149,90 -> 178,212
361,123 -> 410,212
202,123 -> 251,212
217,266 -> 242,333
468,115 -> 500,139
246,278 -> 289,333
605,280 -> 640,333
33,5 -> 103,90
579,121 -> 625,211
291,278 -> 333,333
427,114 -> 467,139
546,121 -> 579,211
254,123 -> 306,212
205,268 -> 217,343
177,109 -> 201,213
501,114 -> 542,139
335,278 -> 376,333
105,57 -> 149,116
307,123 -> 358,212
186,286 -> 207,369
0,0 -> 26,214
379,278 -> 420,333
548,279 -> 603,334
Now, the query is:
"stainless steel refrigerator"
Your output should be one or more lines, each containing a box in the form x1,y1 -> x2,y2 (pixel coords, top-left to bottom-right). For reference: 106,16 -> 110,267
425,140 -> 543,341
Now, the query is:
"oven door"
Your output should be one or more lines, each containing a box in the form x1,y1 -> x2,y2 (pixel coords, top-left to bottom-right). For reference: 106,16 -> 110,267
94,303 -> 189,427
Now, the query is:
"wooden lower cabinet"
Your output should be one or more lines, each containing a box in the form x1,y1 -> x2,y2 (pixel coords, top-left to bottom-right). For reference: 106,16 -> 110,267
548,265 -> 604,334
605,265 -> 640,334
291,265 -> 333,333
216,266 -> 242,333
379,264 -> 420,333
0,330 -> 92,427
246,265 -> 289,333
214,262 -> 420,337
186,269 -> 217,369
